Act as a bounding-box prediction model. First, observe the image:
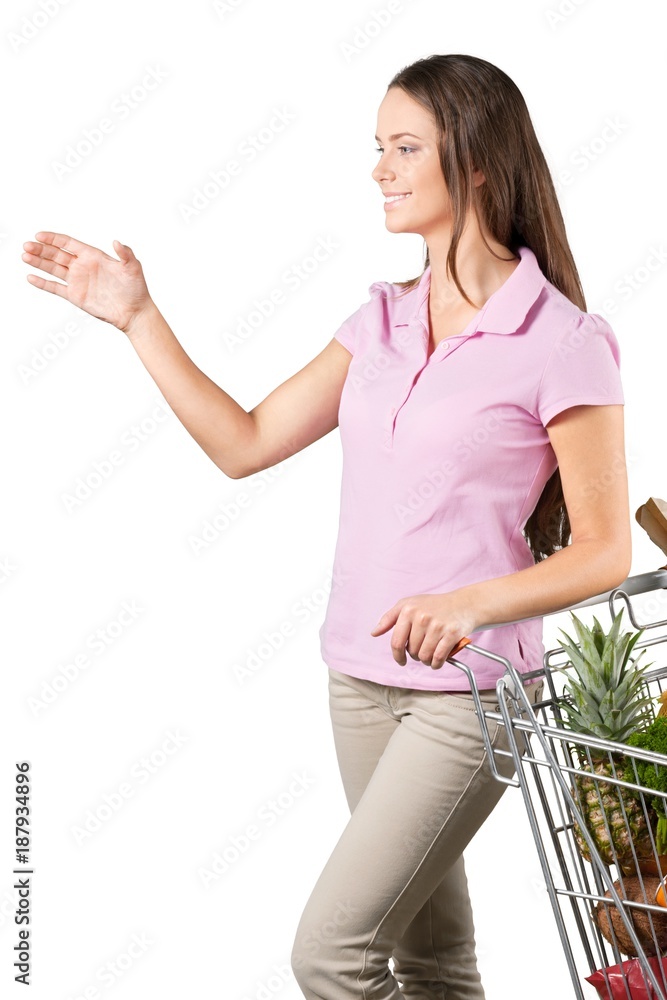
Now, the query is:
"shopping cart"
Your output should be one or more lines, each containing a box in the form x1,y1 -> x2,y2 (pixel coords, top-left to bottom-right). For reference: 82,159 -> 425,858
446,566 -> 667,1000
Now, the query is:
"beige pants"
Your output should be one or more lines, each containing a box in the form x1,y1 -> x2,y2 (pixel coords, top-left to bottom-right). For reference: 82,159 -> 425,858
291,666 -> 543,999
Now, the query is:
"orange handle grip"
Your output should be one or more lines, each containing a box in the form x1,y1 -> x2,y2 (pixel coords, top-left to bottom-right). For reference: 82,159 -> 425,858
448,636 -> 471,658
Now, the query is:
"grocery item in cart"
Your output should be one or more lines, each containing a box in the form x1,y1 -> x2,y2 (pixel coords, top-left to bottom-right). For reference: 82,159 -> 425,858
594,876 -> 667,956
586,958 -> 667,1000
587,956 -> 667,1000
625,716 -> 667,860
636,497 -> 667,559
556,609 -> 656,872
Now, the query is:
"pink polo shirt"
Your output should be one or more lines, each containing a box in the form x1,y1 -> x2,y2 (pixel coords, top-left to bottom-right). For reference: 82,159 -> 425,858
318,245 -> 625,691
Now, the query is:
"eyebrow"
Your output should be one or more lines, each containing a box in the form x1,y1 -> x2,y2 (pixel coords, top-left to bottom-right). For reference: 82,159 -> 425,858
374,132 -> 422,142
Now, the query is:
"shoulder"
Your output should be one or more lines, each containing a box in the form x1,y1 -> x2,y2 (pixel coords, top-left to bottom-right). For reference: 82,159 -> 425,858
342,276 -> 416,323
367,278 -> 401,299
530,280 -> 618,354
364,277 -> 420,323
369,279 -> 391,297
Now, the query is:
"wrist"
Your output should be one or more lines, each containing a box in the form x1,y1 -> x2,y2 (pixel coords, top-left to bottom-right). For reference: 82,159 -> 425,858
122,299 -> 160,341
450,582 -> 488,635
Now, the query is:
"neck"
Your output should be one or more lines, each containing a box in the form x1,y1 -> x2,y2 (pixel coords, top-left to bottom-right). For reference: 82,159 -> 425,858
426,227 -> 520,312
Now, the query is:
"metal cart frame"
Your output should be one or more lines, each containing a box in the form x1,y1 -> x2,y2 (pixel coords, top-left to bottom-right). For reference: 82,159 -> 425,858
447,566 -> 667,1000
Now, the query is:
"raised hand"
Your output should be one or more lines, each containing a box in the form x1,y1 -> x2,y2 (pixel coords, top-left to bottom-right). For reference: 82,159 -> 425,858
22,232 -> 154,335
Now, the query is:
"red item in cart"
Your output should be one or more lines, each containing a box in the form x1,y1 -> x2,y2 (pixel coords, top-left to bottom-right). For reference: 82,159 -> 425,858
587,956 -> 667,999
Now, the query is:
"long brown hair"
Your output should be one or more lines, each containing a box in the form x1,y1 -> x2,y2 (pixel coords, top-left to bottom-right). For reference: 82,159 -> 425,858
383,53 -> 588,562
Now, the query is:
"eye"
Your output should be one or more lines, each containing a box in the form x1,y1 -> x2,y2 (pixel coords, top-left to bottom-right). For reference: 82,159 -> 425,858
374,145 -> 415,155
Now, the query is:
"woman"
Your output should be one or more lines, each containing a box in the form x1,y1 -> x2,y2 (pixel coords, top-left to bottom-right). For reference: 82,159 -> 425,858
22,53 -> 630,999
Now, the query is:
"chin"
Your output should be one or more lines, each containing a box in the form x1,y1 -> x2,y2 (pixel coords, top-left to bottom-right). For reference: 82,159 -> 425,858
386,222 -> 418,235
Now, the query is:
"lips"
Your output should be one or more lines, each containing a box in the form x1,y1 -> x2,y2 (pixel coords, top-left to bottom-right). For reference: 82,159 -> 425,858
384,192 -> 412,211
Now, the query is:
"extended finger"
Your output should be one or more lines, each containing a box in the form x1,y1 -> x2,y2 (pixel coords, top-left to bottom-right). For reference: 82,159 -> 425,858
33,230 -> 94,255
22,249 -> 69,282
23,241 -> 76,268
26,272 -> 69,298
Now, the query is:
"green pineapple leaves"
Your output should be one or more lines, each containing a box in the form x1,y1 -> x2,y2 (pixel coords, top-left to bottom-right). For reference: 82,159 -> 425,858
557,608 -> 654,743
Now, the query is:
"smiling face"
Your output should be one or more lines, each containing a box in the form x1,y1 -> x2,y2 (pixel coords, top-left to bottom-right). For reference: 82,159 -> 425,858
372,85 -> 483,239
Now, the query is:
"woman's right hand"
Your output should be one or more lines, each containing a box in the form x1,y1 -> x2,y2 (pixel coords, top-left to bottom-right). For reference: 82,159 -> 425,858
22,232 -> 154,336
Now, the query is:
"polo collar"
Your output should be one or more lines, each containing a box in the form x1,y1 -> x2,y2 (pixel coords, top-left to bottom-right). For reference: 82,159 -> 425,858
409,244 -> 547,335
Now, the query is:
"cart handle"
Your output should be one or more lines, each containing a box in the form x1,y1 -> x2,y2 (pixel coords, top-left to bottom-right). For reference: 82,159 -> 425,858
448,636 -> 471,657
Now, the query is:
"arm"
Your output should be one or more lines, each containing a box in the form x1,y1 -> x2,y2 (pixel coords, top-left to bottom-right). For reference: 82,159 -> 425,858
22,232 -> 353,480
371,402 -> 632,668
459,403 -> 632,624
125,303 -> 352,479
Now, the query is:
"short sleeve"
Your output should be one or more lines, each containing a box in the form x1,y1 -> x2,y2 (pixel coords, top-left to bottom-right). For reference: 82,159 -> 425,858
535,312 -> 625,427
333,313 -> 358,354
333,280 -> 386,356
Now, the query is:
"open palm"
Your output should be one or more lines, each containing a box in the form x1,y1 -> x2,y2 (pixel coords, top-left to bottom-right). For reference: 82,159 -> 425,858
22,231 -> 153,334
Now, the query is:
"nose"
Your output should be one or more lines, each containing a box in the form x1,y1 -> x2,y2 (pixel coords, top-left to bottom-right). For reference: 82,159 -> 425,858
371,151 -> 395,186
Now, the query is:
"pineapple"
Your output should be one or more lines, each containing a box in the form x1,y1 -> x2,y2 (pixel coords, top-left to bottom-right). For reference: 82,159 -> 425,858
557,609 -> 656,872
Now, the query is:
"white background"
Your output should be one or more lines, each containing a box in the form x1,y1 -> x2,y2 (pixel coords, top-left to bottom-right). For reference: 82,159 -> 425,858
2,0 -> 667,998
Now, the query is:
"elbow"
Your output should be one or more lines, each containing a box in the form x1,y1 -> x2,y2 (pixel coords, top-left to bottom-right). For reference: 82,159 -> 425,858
607,563 -> 631,592
210,455 -> 246,480
574,535 -> 631,593
223,464 -> 247,481
224,440 -> 256,480
602,546 -> 632,592
613,536 -> 633,589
